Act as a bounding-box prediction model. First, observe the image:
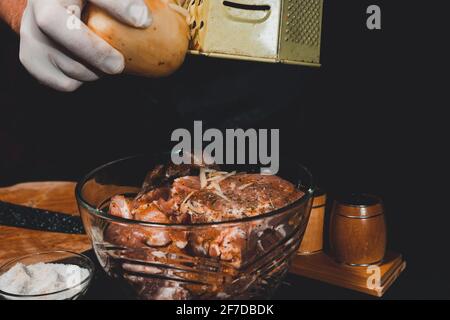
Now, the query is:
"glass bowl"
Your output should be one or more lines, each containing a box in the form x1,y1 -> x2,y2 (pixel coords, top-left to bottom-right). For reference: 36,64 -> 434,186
0,251 -> 95,300
76,154 -> 314,300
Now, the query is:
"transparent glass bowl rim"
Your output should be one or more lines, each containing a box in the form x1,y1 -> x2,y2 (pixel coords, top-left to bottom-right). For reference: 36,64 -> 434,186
75,154 -> 315,228
0,250 -> 95,298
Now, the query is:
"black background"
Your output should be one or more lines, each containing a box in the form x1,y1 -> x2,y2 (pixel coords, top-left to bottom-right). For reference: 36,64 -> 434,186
0,1 -> 448,299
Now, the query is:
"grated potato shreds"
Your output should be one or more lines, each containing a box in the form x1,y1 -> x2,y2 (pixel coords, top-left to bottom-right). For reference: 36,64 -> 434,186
207,171 -> 224,179
208,181 -> 230,201
196,168 -> 238,201
200,168 -> 236,188
213,189 -> 230,202
207,180 -> 219,191
269,197 -> 275,209
206,180 -> 222,191
207,171 -> 236,184
199,168 -> 207,189
207,175 -> 225,182
181,191 -> 195,206
187,201 -> 200,214
238,182 -> 254,190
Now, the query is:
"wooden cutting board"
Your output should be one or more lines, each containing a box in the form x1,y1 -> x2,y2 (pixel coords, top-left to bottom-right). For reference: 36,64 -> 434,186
0,182 -> 91,265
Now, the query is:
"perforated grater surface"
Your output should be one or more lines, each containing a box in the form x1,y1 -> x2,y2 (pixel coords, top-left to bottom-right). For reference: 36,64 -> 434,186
185,0 -> 323,66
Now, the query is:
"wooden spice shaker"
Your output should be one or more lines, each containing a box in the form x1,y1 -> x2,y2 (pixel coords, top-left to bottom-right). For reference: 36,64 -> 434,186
298,188 -> 326,255
329,194 -> 387,266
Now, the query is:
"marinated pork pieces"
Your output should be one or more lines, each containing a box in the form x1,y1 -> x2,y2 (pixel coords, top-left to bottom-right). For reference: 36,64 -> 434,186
104,164 -> 304,299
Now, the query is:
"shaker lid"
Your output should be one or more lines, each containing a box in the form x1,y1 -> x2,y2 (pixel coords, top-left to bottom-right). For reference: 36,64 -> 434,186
333,193 -> 383,218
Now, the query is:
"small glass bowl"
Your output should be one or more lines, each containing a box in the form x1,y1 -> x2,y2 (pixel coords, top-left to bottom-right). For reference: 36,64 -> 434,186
0,251 -> 95,300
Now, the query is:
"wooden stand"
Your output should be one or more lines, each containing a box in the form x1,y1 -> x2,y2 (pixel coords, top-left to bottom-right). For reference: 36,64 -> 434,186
290,251 -> 406,297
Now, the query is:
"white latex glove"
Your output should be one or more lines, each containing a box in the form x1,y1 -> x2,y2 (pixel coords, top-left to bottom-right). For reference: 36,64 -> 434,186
19,0 -> 152,92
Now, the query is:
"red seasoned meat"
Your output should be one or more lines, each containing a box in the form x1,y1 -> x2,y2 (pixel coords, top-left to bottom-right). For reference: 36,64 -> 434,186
107,168 -> 304,268
176,173 -> 303,223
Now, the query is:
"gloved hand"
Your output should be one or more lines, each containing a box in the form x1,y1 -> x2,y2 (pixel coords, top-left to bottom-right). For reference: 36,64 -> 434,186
20,0 -> 152,92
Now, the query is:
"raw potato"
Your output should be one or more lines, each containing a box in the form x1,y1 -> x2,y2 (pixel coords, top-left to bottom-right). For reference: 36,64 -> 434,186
83,0 -> 189,77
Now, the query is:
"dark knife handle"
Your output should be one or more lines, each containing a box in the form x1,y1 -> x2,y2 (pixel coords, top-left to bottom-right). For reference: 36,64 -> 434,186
0,201 -> 85,234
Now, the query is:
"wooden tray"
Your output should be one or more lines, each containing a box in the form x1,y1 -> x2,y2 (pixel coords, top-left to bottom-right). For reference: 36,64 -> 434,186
291,251 -> 406,297
0,182 -> 91,265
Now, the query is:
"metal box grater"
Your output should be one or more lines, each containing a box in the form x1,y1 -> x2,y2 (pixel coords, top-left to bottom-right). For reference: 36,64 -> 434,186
184,0 -> 323,66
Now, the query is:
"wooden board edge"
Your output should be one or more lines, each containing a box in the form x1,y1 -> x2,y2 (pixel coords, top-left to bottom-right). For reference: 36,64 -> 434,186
290,254 -> 406,297
377,260 -> 407,297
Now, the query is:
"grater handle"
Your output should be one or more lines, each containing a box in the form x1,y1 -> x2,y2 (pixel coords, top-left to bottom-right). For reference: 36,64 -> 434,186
222,1 -> 271,23
222,1 -> 271,11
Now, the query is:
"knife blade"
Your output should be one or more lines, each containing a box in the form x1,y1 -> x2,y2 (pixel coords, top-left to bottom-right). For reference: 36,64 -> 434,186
0,201 -> 85,234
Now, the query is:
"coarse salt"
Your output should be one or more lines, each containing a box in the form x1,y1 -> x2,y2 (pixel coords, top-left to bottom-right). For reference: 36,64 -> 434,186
0,262 -> 89,299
